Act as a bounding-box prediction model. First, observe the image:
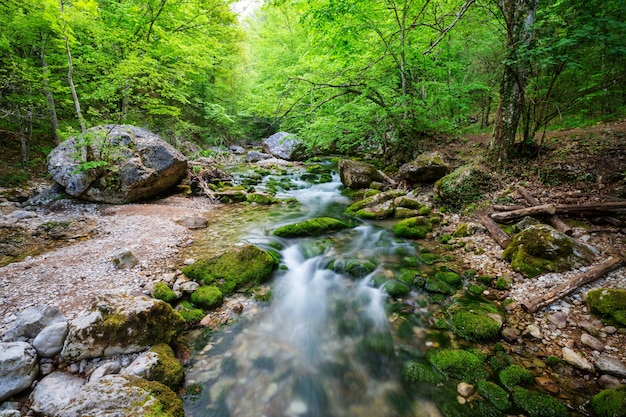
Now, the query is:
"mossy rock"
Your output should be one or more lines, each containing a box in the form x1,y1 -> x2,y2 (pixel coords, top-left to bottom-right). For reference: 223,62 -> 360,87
499,364 -> 534,390
328,258 -> 377,278
146,343 -> 185,389
423,277 -> 455,295
426,348 -> 489,383
344,190 -> 405,219
586,288 -> 626,326
247,192 -> 275,205
393,207 -> 420,218
190,286 -> 223,309
177,301 -> 205,323
306,164 -> 326,174
435,165 -> 495,212
511,387 -> 568,417
435,270 -> 462,287
273,217 -> 349,238
476,380 -> 512,411
591,385 -> 626,417
153,282 -> 177,305
502,224 -> 595,278
361,331 -> 395,356
447,296 -> 503,342
393,216 -> 433,239
402,361 -> 444,384
182,244 -> 277,295
419,253 -> 443,265
382,280 -> 411,298
215,188 -> 247,203
300,238 -> 333,258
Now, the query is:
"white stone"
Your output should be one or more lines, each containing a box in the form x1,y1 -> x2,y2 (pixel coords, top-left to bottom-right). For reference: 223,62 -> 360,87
562,347 -> 594,372
0,342 -> 39,402
29,371 -> 85,416
89,360 -> 122,383
33,321 -> 69,358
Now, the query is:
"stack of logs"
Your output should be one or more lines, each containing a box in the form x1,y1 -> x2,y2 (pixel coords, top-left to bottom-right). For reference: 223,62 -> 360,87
478,187 -> 626,312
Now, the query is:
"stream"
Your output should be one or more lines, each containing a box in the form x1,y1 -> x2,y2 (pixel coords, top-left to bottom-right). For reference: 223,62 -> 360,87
183,163 -> 456,417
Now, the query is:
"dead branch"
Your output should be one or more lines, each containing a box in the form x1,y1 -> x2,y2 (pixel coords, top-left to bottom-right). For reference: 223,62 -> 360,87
519,187 -> 572,235
490,204 -> 556,223
479,207 -> 511,248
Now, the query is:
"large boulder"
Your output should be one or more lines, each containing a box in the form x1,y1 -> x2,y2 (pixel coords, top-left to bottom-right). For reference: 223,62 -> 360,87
261,132 -> 306,161
503,224 -> 596,278
61,293 -> 185,362
435,164 -> 495,211
0,342 -> 39,401
48,125 -> 188,204
399,151 -> 449,185
1,305 -> 65,342
337,159 -> 386,189
30,371 -> 86,416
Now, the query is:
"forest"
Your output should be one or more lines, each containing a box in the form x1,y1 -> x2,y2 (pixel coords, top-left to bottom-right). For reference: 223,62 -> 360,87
1,0 -> 625,179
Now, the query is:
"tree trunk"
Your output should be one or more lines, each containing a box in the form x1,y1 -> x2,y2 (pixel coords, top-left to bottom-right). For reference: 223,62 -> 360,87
489,0 -> 538,165
60,0 -> 86,133
40,35 -> 60,144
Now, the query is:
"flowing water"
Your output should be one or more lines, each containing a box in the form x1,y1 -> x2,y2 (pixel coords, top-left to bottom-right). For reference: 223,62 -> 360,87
183,164 -> 450,417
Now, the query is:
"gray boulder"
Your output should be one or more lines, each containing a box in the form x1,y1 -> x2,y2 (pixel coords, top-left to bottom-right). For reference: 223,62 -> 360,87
399,151 -> 449,184
1,305 -> 65,342
48,125 -> 188,204
32,321 -> 69,358
262,132 -> 306,161
0,342 -> 39,402
245,150 -> 272,163
30,371 -> 86,416
337,159 -> 386,189
61,293 -> 185,362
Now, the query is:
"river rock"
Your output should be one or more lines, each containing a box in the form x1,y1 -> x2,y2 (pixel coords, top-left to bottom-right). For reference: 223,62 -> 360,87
398,151 -> 449,185
0,342 -> 39,402
1,305 -> 65,342
547,311 -> 568,329
48,125 -> 188,204
457,382 -> 474,397
54,374 -> 183,417
245,150 -> 272,163
344,190 -> 407,219
29,371 -> 86,416
111,248 -> 138,270
535,376 -> 560,393
337,159 -> 386,189
562,347 -> 594,371
595,354 -> 626,378
435,164 -> 495,211
229,145 -> 246,155
121,343 -> 183,389
32,321 -> 69,358
580,333 -> 604,351
61,293 -> 185,362
598,374 -> 623,389
262,132 -> 306,161
89,360 -> 122,383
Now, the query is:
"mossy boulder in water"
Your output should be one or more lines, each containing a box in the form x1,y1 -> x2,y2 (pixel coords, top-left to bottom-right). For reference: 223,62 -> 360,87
247,192 -> 275,205
344,190 -> 406,219
152,282 -> 177,305
182,244 -> 277,295
402,361 -> 444,384
393,216 -> 433,239
435,164 -> 495,211
426,348 -> 489,383
121,343 -> 184,389
586,288 -> 626,326
511,387 -> 568,417
328,258 -> 377,278
503,224 -> 596,278
273,217 -> 349,238
591,385 -> 626,417
61,294 -> 185,362
447,298 -> 503,342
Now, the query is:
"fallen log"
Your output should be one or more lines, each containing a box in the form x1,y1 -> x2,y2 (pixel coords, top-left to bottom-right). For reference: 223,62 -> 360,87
479,208 -> 511,249
521,255 -> 625,313
492,204 -> 527,211
490,204 -> 556,223
518,187 -> 573,235
555,201 -> 626,214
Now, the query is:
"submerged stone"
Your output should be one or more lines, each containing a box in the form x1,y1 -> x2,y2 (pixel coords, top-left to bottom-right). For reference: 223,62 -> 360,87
502,224 -> 596,278
273,217 -> 349,238
392,216 -> 433,239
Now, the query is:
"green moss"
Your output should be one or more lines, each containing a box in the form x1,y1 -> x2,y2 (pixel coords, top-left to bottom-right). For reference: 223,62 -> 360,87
319,173 -> 333,183
402,361 -> 444,384
494,276 -> 512,290
511,387 -> 568,417
177,301 -> 205,323
273,217 -> 349,237
361,331 -> 395,356
246,193 -> 275,205
125,376 -> 184,417
590,385 -> 626,417
306,164 -> 325,174
435,270 -> 462,287
424,277 -> 454,295
450,309 -> 501,341
488,351 -> 512,372
545,356 -> 562,367
393,217 -> 433,239
190,286 -> 223,309
328,258 -> 377,278
382,280 -> 410,298
153,283 -> 177,305
477,380 -> 512,411
397,269 -> 418,285
148,343 -> 185,389
453,223 -> 469,237
586,288 -> 626,326
499,364 -> 534,390
419,253 -> 442,265
182,244 -> 277,296
427,349 -> 489,383
439,234 -> 453,244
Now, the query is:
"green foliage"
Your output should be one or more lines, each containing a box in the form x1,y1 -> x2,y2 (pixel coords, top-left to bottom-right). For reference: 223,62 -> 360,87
590,385 -> 626,417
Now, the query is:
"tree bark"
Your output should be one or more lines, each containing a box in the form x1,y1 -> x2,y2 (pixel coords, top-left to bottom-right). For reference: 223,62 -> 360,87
479,208 -> 512,248
521,255 -> 624,312
556,201 -> 626,214
60,0 -> 86,133
40,35 -> 60,144
489,0 -> 538,165
518,187 -> 572,235
490,203 -> 556,222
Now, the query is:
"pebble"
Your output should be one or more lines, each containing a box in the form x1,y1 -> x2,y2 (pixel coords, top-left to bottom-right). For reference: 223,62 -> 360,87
457,382 -> 474,397
547,312 -> 568,329
595,354 -> 626,378
288,400 -> 308,415
524,324 -> 543,339
598,374 -> 623,389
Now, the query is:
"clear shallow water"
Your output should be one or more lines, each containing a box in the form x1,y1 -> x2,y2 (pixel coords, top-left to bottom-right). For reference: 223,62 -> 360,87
184,166 -> 442,417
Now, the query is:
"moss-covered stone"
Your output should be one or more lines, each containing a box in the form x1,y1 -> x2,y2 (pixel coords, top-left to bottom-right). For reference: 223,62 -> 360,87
300,238 -> 333,258
476,380 -> 512,411
427,349 -> 489,383
423,276 -> 455,295
586,288 -> 626,326
435,165 -> 495,212
499,364 -> 534,390
435,270 -> 462,287
590,385 -> 626,417
328,258 -> 377,278
182,244 -> 277,295
502,224 -> 595,278
344,190 -> 405,219
392,216 -> 433,239
447,299 -> 503,342
453,223 -> 469,237
246,192 -> 275,205
419,253 -> 442,265
177,301 -> 205,323
153,282 -> 177,305
147,343 -> 185,389
494,276 -> 512,290
190,286 -> 223,309
402,361 -> 444,384
382,280 -> 410,298
125,375 -> 185,417
273,217 -> 349,238
511,387 -> 568,417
